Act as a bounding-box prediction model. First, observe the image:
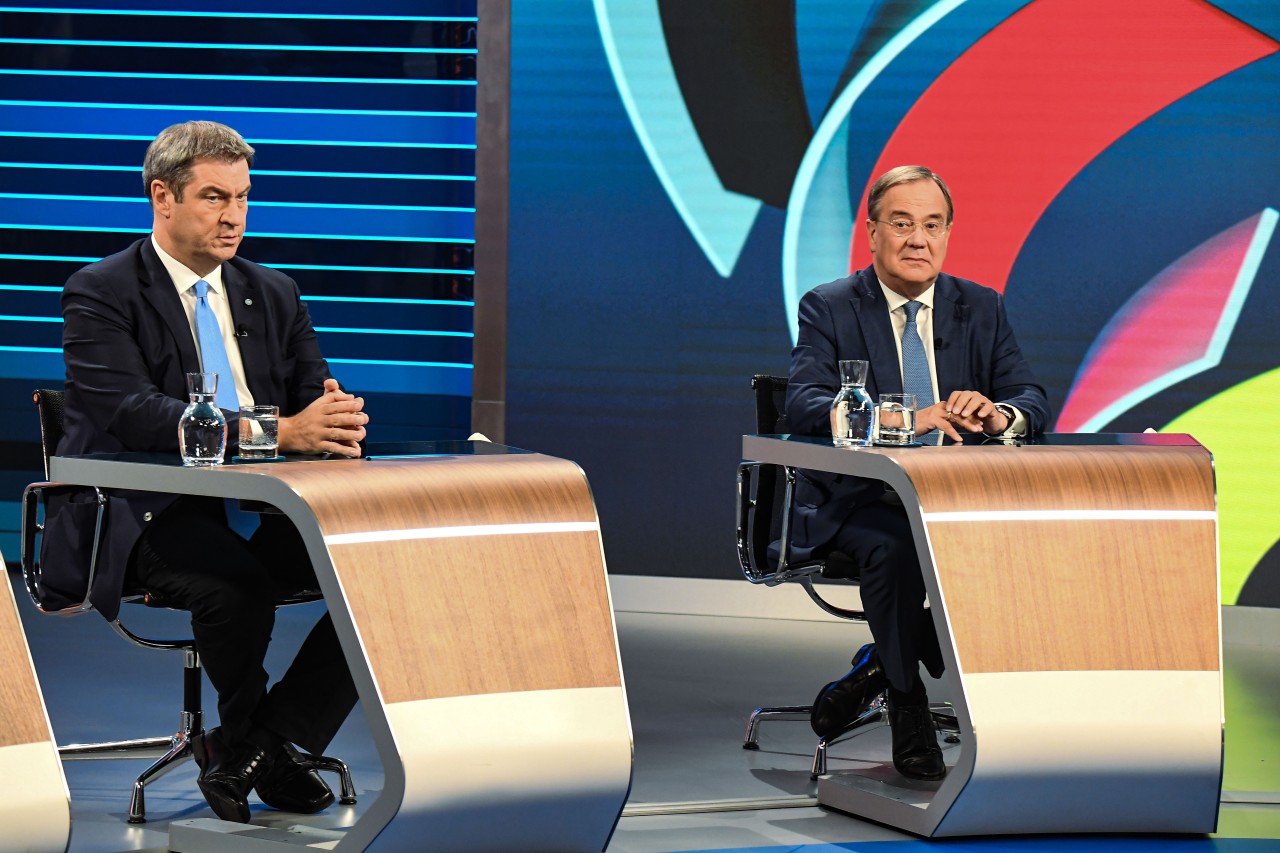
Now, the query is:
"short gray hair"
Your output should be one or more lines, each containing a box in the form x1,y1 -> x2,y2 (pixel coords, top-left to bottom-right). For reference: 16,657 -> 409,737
867,165 -> 953,224
142,121 -> 255,203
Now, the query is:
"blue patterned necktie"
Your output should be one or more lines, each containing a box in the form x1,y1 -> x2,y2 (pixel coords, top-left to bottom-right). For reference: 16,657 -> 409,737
193,280 -> 240,411
901,300 -> 935,409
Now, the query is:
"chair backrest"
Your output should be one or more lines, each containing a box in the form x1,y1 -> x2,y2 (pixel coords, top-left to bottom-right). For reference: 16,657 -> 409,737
741,373 -> 865,620
751,375 -> 789,434
33,389 -> 65,480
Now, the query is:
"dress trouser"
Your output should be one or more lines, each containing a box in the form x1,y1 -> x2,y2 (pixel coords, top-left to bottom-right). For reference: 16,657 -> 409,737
831,497 -> 944,692
128,495 -> 358,755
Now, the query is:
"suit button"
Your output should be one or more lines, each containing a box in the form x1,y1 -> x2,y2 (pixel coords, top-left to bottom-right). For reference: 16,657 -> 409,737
143,512 -> 153,522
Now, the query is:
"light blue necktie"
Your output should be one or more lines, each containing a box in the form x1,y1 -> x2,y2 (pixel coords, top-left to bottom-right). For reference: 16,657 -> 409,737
901,300 -> 935,409
193,280 -> 240,411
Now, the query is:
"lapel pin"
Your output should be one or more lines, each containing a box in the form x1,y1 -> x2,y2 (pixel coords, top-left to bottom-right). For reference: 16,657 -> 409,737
244,298 -> 253,306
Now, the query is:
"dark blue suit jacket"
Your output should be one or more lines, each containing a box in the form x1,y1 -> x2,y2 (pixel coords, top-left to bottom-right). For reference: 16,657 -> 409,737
785,265 -> 1051,560
41,238 -> 333,619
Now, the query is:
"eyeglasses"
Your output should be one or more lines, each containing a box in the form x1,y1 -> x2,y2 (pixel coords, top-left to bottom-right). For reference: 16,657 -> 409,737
875,219 -> 950,240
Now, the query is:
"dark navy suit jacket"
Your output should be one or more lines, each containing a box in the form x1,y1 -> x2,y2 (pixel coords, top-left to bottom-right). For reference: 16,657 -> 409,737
42,238 -> 332,619
785,265 -> 1051,560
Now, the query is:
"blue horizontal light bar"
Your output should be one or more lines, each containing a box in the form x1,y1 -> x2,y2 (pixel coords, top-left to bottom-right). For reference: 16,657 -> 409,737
0,69 -> 476,86
0,284 -> 62,292
0,193 -> 143,204
304,296 -> 473,306
273,263 -> 473,275
0,198 -> 474,241
0,253 -> 97,263
0,345 -> 60,353
0,164 -> 478,185
0,38 -> 478,54
0,223 -> 145,234
0,314 -> 59,322
331,357 -> 471,369
315,326 -> 472,337
0,100 -> 476,118
0,225 -> 472,244
0,132 -> 476,149
0,8 -> 477,21
3,106 -> 476,146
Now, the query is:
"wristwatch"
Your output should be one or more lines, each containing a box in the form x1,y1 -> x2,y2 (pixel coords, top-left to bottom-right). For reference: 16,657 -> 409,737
992,403 -> 1017,434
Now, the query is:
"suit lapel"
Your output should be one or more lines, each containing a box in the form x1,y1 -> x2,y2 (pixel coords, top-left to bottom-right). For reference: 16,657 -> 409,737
223,262 -> 271,402
138,239 -> 200,373
849,269 -> 900,398
932,275 -> 967,399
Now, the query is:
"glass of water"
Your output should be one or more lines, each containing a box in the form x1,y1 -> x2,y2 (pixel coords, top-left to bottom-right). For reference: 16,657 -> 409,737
237,405 -> 280,460
874,393 -> 918,446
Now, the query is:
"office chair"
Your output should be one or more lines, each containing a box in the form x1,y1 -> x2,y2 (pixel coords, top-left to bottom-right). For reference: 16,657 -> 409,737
736,375 -> 957,778
20,389 -> 356,823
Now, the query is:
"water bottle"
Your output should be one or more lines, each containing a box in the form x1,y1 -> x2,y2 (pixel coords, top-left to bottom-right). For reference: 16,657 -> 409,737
830,359 -> 873,447
179,371 -> 227,466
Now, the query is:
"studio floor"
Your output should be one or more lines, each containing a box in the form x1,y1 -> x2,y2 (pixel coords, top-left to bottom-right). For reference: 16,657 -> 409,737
10,569 -> 1280,853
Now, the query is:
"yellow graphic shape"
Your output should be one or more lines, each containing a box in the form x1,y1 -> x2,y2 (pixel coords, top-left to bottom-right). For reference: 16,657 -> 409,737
1165,367 -> 1280,604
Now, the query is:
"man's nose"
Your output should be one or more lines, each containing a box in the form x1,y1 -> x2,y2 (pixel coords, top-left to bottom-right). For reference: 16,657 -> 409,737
221,204 -> 246,226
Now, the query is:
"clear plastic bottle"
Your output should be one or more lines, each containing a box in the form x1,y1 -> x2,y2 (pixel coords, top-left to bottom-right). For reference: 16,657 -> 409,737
179,372 -> 227,466
830,359 -> 872,447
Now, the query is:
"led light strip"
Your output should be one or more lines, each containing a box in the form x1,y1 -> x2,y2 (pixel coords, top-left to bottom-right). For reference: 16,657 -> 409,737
325,521 -> 600,546
922,510 -> 1216,522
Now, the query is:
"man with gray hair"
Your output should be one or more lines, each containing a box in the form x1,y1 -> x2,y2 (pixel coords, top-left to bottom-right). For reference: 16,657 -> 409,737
46,120 -> 369,822
785,165 -> 1051,779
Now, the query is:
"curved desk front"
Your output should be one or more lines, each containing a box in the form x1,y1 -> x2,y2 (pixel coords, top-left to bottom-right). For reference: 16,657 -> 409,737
51,441 -> 632,852
742,432 -> 1221,837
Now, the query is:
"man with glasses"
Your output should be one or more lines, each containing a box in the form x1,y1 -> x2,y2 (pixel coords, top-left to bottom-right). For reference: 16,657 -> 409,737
785,165 -> 1051,779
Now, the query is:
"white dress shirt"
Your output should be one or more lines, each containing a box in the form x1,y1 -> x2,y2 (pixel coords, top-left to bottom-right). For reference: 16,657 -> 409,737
151,235 -> 254,407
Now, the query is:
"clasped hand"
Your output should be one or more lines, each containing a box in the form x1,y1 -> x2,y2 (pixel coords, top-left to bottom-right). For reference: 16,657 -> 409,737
915,391 -> 1009,441
278,378 -> 368,457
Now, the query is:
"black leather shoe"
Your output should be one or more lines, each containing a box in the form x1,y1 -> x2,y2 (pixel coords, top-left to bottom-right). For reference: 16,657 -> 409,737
254,743 -> 335,814
191,728 -> 271,823
810,643 -> 888,736
888,698 -> 946,780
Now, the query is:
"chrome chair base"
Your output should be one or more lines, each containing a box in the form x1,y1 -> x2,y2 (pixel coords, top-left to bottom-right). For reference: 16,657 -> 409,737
743,696 -> 960,780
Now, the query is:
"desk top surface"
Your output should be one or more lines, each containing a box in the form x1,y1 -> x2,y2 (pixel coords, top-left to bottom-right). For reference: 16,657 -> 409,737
750,431 -> 1205,450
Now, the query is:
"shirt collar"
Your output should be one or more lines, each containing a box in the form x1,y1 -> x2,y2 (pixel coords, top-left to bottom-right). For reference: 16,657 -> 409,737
877,278 -> 936,314
151,234 -> 225,296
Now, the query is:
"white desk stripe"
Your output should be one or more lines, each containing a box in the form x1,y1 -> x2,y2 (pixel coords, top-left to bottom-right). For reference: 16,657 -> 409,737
922,510 -> 1216,523
325,521 -> 600,545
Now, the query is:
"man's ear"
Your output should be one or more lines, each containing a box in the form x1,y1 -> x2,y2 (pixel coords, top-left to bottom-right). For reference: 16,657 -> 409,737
150,180 -> 172,217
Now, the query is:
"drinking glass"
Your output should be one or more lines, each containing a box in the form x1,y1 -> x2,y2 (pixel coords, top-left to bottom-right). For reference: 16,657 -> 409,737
874,393 -> 917,446
238,405 -> 280,460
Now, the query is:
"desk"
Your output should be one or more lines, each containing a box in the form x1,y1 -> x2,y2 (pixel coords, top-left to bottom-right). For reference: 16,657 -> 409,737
742,433 -> 1222,837
50,441 -> 633,853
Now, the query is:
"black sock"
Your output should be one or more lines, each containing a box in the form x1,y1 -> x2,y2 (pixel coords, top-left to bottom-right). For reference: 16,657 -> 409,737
889,677 -> 927,707
245,726 -> 285,757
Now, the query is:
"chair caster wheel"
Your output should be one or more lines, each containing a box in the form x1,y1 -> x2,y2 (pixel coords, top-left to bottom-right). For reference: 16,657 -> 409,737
742,742 -> 760,750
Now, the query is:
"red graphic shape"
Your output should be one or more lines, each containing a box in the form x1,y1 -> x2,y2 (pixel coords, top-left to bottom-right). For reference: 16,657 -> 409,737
848,0 -> 1277,293
1055,211 -> 1266,432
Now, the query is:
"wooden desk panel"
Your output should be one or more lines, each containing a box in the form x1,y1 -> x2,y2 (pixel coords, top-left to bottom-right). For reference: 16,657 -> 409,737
930,519 -> 1219,673
0,584 -> 50,749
